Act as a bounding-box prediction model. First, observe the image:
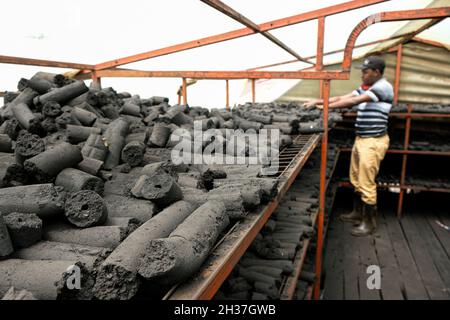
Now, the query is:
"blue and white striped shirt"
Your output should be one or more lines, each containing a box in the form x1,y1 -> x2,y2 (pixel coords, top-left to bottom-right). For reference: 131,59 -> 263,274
352,78 -> 393,137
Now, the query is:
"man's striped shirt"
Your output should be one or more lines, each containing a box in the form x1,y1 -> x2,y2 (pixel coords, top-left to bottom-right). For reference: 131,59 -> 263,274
352,78 -> 393,137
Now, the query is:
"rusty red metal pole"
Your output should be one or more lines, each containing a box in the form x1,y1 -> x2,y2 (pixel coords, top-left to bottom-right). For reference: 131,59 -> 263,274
313,16 -> 327,300
91,71 -> 101,88
395,44 -> 404,217
251,79 -> 256,103
316,18 -> 325,71
226,79 -> 230,111
314,79 -> 330,300
393,44 -> 402,105
397,104 -> 412,218
182,78 -> 187,105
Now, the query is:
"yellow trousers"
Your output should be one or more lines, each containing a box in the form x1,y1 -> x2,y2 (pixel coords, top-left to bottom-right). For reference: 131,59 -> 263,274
349,134 -> 389,205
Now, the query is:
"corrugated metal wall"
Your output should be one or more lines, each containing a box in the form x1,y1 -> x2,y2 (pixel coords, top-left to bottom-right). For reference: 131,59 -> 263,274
276,40 -> 450,105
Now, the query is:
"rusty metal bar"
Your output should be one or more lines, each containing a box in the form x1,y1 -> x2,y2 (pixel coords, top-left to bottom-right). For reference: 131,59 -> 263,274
0,54 -> 95,70
313,17 -> 327,300
341,7 -> 450,71
317,16 -> 325,100
381,18 -> 443,55
182,78 -> 187,105
247,31 -> 416,71
82,9 -> 448,83
411,36 -> 448,48
316,17 -> 325,70
200,0 -> 312,65
91,71 -> 101,88
251,79 -> 256,103
397,104 -> 413,217
94,0 -> 389,70
281,237 -> 310,299
314,80 -> 330,300
91,69 -> 349,80
225,80 -> 230,110
393,44 -> 403,105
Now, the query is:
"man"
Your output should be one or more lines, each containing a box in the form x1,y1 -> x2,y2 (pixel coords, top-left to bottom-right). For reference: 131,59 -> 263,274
303,56 -> 393,236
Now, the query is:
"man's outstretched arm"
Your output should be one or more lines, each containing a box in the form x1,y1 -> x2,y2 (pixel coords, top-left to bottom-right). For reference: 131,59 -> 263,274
326,93 -> 372,109
304,93 -> 373,110
303,92 -> 357,108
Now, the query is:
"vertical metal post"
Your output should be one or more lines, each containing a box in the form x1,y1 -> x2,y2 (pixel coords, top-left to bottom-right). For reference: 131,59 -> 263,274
314,79 -> 330,300
226,79 -> 230,111
182,78 -> 187,105
313,15 -> 326,301
316,17 -> 325,71
393,44 -> 402,105
397,104 -> 412,218
251,79 -> 256,103
317,17 -> 325,100
91,71 -> 101,87
394,44 -> 404,218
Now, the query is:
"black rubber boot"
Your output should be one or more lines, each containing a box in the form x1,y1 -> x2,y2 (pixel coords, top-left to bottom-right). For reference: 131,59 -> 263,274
351,203 -> 377,237
339,192 -> 363,224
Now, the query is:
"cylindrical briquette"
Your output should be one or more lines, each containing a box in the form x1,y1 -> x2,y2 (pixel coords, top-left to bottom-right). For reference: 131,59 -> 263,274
3,212 -> 42,249
0,259 -> 94,300
11,240 -> 111,271
121,141 -> 145,167
131,169 -> 182,208
0,184 -> 65,218
33,80 -> 89,107
55,168 -> 104,195
64,190 -> 108,228
103,118 -> 129,170
93,201 -> 195,300
149,123 -> 171,147
44,223 -> 125,249
137,200 -> 229,285
24,142 -> 83,182
0,213 -> 14,257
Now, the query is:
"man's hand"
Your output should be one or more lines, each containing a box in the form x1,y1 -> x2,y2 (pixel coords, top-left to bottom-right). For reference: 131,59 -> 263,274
302,100 -> 319,108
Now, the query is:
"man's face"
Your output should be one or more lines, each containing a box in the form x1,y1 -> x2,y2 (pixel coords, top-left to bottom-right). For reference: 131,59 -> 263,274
361,68 -> 381,86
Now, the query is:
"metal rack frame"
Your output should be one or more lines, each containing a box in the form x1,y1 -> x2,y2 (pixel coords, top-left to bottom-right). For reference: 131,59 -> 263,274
1,1 -> 449,300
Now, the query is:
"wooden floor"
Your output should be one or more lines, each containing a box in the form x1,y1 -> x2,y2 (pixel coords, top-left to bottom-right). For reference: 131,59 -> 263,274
323,191 -> 450,300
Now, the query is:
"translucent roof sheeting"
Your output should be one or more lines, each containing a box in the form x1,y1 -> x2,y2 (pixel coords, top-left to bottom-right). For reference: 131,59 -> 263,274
1,0 -> 448,107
